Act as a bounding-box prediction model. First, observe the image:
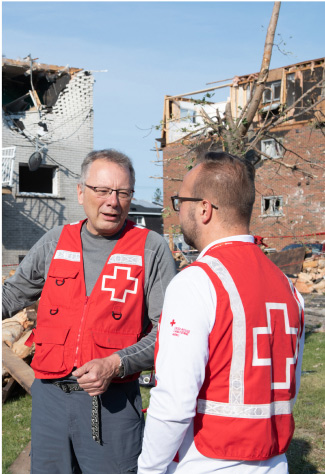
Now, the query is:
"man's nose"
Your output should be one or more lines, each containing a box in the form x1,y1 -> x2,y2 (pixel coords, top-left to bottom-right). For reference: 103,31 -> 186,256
104,190 -> 119,206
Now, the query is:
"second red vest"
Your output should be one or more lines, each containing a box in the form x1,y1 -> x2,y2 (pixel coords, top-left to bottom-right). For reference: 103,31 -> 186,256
190,242 -> 304,461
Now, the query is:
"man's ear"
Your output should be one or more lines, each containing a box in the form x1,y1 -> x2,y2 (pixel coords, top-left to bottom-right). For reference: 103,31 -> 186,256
77,184 -> 84,205
200,199 -> 213,224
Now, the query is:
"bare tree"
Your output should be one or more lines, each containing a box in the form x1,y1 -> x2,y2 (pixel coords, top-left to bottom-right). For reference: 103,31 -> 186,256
153,1 -> 324,180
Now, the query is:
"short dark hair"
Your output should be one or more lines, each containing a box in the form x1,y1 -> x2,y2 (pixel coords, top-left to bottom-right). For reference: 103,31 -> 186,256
193,152 -> 255,226
80,149 -> 135,189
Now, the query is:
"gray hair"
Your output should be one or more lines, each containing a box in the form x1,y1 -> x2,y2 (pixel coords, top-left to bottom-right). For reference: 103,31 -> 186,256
79,149 -> 135,189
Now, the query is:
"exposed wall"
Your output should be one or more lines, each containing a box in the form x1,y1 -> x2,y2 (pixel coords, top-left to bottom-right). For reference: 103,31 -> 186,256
162,125 -> 325,250
2,71 -> 94,271
251,125 -> 325,250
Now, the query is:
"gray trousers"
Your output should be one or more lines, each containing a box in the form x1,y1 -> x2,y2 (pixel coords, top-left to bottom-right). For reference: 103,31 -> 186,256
30,378 -> 144,474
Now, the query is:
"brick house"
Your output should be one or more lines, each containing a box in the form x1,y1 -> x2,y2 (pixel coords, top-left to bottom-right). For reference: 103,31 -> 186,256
2,58 -> 94,271
158,57 -> 325,251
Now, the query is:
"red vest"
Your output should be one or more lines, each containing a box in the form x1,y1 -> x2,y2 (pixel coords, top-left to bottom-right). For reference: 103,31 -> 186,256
190,242 -> 304,461
27,220 -> 149,380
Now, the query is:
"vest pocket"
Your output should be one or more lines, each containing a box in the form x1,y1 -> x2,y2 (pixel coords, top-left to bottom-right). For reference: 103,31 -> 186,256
47,270 -> 79,296
31,326 -> 70,373
91,332 -> 139,359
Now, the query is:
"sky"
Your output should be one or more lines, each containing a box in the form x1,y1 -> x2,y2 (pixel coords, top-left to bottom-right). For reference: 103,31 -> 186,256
2,1 -> 325,201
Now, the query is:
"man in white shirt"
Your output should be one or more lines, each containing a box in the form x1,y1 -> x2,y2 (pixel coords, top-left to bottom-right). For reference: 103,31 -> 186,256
138,151 -> 304,474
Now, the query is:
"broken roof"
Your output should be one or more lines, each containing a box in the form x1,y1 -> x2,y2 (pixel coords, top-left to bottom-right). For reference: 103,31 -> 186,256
2,57 -> 82,77
2,57 -> 84,112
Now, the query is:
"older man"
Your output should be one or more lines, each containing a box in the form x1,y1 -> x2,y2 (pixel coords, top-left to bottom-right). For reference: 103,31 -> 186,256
138,152 -> 304,474
2,149 -> 176,474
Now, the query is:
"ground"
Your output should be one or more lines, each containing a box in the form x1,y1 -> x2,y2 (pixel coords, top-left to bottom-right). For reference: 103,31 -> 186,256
303,293 -> 325,332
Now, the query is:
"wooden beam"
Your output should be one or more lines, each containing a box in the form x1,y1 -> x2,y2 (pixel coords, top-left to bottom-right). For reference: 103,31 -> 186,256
206,77 -> 233,85
29,90 -> 42,109
166,83 -> 233,100
8,441 -> 31,474
2,343 -> 35,395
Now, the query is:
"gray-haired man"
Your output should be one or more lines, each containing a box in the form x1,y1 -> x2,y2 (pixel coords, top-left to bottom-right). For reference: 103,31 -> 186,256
3,149 -> 176,474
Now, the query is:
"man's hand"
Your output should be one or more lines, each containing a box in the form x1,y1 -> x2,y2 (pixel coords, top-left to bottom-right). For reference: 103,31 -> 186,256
72,353 -> 121,396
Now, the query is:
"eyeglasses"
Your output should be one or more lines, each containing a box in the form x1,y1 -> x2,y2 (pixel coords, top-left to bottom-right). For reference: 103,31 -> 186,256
84,184 -> 134,200
171,195 -> 218,212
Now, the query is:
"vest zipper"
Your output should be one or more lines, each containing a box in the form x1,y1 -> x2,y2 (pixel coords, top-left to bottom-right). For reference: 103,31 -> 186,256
74,296 -> 89,366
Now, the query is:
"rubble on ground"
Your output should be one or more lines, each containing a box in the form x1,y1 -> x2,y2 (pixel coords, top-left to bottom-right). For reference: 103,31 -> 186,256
289,257 -> 325,295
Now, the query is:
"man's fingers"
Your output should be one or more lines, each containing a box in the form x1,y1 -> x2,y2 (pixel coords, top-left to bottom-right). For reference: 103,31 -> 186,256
84,388 -> 105,396
72,364 -> 89,378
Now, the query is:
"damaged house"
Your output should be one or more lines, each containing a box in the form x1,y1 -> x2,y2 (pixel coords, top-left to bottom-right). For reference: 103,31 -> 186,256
159,57 -> 325,251
2,57 -> 94,270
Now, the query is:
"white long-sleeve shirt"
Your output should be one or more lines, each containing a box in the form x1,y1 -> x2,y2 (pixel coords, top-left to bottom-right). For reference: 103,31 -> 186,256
138,235 -> 304,474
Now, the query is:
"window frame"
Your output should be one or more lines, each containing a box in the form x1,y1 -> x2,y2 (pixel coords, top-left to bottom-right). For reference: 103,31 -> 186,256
133,215 -> 146,227
261,138 -> 284,159
262,80 -> 282,104
261,195 -> 284,217
17,163 -> 59,197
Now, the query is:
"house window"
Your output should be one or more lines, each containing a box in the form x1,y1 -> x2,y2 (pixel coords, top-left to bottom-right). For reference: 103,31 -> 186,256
261,139 -> 284,159
180,108 -> 196,124
263,81 -> 281,103
261,196 -> 283,217
133,216 -> 146,227
18,164 -> 58,195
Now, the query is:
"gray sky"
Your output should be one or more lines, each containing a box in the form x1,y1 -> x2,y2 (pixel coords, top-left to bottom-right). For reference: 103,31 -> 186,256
3,1 -> 325,201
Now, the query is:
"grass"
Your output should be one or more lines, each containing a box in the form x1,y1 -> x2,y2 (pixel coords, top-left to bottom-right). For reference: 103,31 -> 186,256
286,332 -> 325,473
2,332 -> 324,473
2,388 -> 32,473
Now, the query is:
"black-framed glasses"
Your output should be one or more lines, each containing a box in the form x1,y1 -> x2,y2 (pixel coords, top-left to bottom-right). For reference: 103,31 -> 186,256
171,195 -> 218,212
84,184 -> 134,200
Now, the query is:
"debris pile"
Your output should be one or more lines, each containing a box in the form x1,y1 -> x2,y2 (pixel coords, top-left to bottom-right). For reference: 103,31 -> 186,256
173,251 -> 189,270
290,257 -> 325,294
2,272 -> 38,401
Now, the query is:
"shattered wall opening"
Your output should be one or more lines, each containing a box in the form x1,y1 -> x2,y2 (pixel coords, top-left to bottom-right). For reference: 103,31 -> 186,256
2,59 -> 81,113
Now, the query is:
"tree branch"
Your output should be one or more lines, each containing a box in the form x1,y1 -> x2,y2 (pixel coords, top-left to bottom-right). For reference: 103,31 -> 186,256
250,145 -> 317,178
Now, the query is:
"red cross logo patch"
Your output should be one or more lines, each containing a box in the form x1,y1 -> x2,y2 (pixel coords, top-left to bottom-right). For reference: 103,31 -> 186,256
101,266 -> 138,303
252,303 -> 298,390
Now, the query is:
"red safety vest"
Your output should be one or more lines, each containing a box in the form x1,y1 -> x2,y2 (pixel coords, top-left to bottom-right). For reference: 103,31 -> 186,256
190,242 -> 303,461
26,219 -> 149,380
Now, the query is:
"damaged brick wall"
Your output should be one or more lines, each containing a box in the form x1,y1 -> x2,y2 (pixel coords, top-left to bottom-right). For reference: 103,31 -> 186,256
163,142 -> 192,233
2,69 -> 94,270
251,125 -> 325,250
162,125 -> 325,251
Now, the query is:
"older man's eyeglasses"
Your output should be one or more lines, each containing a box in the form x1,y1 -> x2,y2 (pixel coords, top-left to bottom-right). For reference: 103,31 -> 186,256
171,195 -> 218,212
84,184 -> 134,200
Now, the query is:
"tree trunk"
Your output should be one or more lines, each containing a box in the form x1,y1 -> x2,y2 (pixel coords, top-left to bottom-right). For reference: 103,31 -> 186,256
237,1 -> 281,138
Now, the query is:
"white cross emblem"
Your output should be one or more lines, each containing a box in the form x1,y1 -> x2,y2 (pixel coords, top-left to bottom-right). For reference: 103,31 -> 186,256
101,266 -> 138,303
252,303 -> 298,390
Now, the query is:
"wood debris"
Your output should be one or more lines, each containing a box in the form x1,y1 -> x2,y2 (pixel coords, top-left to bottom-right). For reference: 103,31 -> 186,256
2,272 -> 37,402
289,257 -> 325,294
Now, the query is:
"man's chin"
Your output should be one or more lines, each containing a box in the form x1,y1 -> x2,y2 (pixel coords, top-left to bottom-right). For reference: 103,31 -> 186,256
182,232 -> 195,249
93,219 -> 124,236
